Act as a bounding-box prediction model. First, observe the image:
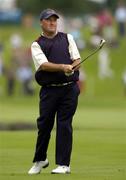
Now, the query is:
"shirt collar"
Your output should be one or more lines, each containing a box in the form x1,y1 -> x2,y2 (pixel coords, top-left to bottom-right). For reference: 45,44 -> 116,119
41,31 -> 58,38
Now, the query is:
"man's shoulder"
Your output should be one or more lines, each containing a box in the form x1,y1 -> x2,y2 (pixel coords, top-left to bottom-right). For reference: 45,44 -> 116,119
58,32 -> 73,41
67,33 -> 73,39
34,35 -> 43,43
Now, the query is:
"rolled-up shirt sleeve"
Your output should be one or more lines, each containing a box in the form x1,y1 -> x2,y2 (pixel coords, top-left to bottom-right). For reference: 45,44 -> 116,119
67,34 -> 81,61
31,41 -> 48,71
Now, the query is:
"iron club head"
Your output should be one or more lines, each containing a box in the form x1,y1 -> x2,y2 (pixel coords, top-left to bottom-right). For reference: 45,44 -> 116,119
99,39 -> 106,49
72,39 -> 106,70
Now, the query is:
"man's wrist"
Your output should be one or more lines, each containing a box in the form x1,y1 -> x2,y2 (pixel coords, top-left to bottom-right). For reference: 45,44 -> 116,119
61,64 -> 65,72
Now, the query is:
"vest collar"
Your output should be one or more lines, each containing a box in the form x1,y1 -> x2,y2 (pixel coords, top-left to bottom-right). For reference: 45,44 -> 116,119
41,31 -> 58,39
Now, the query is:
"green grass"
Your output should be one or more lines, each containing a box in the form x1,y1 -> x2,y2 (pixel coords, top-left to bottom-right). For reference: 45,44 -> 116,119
0,94 -> 126,123
0,109 -> 126,180
0,23 -> 126,180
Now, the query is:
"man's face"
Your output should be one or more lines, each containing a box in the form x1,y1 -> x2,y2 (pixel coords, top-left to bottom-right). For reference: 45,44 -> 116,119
40,16 -> 58,34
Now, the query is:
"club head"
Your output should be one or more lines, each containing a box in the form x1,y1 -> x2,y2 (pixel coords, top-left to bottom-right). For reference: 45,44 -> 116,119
99,39 -> 106,49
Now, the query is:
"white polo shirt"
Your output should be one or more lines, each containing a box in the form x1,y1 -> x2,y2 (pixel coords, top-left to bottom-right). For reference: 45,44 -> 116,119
31,33 -> 81,71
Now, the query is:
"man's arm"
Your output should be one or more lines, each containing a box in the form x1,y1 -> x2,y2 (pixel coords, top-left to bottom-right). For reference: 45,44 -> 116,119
31,41 -> 73,74
39,62 -> 73,74
71,58 -> 81,71
67,34 -> 81,71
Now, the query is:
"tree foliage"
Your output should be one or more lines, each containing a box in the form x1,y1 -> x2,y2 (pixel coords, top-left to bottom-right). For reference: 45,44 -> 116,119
17,0 -> 118,15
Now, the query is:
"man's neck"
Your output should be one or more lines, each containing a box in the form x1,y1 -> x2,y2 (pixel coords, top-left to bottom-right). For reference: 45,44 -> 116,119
42,31 -> 57,39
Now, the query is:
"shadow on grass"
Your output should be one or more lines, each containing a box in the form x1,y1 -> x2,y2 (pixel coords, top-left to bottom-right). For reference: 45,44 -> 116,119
0,122 -> 36,130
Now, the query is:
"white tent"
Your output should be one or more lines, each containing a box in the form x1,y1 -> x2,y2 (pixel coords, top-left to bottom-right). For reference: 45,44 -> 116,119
0,0 -> 16,10
88,0 -> 107,3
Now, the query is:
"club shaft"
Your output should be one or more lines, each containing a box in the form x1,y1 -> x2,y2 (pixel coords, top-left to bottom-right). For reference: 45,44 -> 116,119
72,47 -> 100,70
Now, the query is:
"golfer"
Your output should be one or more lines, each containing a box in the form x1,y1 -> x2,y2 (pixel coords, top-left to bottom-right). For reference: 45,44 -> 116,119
28,8 -> 81,174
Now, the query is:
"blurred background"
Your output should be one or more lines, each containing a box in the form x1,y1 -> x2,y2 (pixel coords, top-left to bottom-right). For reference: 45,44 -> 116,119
0,0 -> 126,128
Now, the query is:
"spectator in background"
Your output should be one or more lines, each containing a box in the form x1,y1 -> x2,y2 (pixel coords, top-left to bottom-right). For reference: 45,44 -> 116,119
0,42 -> 4,95
68,18 -> 86,51
98,47 -> 114,79
122,68 -> 126,95
57,13 -> 65,32
68,18 -> 86,93
0,58 -> 3,76
6,33 -> 34,95
97,9 -> 113,32
6,65 -> 16,96
16,66 -> 33,95
77,68 -> 86,93
0,42 -> 4,76
16,48 -> 34,95
89,33 -> 102,48
88,15 -> 99,35
10,33 -> 23,49
115,1 -> 126,37
6,33 -> 23,95
96,8 -> 118,47
89,34 -> 114,80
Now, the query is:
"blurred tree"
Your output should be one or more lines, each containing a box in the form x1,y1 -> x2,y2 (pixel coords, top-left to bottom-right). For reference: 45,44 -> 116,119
17,0 -> 119,15
106,0 -> 118,12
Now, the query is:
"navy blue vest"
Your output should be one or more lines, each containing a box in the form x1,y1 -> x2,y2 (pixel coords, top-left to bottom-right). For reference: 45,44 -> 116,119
35,32 -> 79,86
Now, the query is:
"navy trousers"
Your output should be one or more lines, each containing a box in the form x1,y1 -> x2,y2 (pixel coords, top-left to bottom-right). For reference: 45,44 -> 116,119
33,82 -> 80,166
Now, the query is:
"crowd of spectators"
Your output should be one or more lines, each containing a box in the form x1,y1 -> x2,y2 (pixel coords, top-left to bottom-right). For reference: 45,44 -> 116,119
0,0 -> 126,96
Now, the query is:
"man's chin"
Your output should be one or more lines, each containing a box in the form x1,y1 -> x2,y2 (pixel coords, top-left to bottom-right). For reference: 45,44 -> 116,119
49,30 -> 57,34
51,29 -> 56,32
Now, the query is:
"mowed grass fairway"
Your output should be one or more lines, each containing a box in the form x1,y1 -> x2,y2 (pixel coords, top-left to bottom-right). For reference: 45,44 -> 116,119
0,24 -> 126,179
0,107 -> 126,180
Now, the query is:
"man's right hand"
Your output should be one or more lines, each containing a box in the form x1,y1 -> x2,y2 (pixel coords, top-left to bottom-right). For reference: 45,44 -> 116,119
62,64 -> 73,73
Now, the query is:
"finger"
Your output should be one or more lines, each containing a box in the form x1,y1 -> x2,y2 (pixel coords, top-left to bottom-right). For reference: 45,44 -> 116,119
65,71 -> 74,76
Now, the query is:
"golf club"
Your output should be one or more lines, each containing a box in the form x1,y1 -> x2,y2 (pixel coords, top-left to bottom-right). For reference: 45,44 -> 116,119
73,39 -> 106,70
